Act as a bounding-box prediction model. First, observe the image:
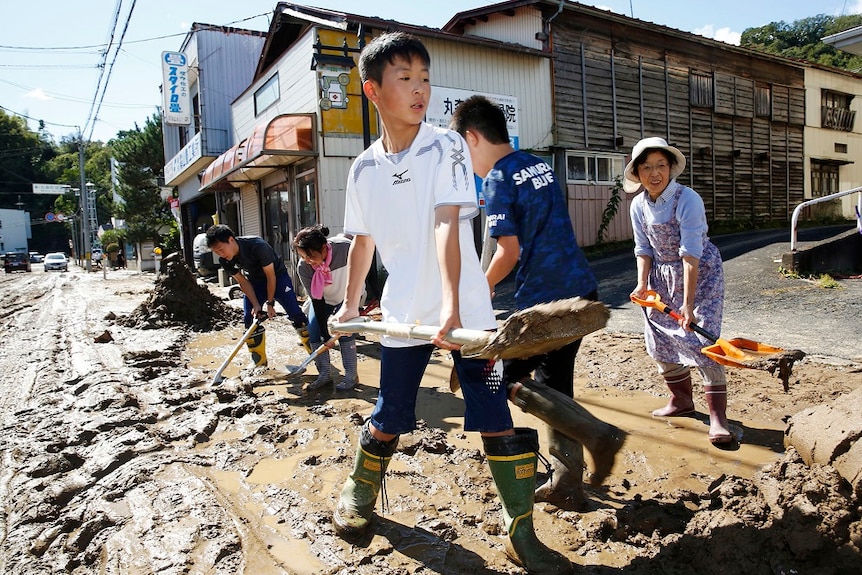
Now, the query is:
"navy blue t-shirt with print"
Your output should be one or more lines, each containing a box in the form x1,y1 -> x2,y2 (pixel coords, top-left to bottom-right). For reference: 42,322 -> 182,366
219,236 -> 287,283
484,150 -> 597,308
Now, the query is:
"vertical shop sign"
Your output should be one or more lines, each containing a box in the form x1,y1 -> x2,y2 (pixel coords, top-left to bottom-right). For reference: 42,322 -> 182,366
162,51 -> 191,125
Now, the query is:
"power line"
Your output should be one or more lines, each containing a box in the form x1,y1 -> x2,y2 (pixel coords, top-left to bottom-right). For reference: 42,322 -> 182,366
0,13 -> 271,52
0,104 -> 79,128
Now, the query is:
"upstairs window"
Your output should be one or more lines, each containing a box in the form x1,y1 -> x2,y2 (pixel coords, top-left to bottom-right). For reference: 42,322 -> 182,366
821,89 -> 855,132
255,74 -> 280,116
690,70 -> 714,108
755,83 -> 772,118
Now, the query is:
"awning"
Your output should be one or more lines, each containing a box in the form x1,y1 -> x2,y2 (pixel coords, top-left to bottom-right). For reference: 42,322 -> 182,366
810,156 -> 855,167
199,114 -> 316,191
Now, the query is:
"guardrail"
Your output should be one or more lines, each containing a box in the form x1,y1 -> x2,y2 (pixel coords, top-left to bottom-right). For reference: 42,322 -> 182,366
790,186 -> 862,251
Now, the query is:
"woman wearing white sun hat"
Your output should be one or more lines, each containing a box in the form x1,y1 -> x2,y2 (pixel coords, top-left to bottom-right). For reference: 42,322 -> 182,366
626,137 -> 733,445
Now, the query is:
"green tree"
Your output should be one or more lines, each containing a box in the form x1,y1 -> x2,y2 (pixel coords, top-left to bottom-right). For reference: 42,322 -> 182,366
110,113 -> 170,244
741,14 -> 862,71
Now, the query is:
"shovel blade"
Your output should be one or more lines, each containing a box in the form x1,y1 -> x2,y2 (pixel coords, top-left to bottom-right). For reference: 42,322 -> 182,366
702,337 -> 786,367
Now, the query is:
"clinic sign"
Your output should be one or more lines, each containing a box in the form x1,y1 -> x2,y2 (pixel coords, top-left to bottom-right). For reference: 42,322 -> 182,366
162,51 -> 191,125
427,87 -> 519,150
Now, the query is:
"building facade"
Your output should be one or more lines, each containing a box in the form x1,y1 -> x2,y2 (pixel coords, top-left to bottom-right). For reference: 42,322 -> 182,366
161,23 -> 267,265
198,3 -> 552,286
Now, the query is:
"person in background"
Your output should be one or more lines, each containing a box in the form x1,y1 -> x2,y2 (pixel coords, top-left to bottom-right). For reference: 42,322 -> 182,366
451,95 -> 626,511
206,224 -> 311,368
625,137 -> 733,445
330,32 -> 573,574
193,224 -> 216,277
293,225 -> 359,391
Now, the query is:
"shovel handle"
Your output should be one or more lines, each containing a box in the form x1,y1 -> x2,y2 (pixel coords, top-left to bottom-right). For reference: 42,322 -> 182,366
630,290 -> 719,343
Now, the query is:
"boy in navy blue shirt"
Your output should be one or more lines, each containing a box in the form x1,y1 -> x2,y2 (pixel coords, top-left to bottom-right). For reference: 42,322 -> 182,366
452,95 -> 625,511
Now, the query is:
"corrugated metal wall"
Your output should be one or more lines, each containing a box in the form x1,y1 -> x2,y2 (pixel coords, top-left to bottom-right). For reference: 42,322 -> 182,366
198,29 -> 267,154
240,184 -> 261,237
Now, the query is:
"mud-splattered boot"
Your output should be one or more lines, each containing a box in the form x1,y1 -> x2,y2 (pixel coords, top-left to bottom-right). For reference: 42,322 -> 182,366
484,428 -> 574,575
336,336 -> 358,391
244,324 -> 267,367
306,341 -> 332,390
293,320 -> 312,354
652,368 -> 695,417
535,427 -> 586,511
705,383 -> 732,444
333,423 -> 399,540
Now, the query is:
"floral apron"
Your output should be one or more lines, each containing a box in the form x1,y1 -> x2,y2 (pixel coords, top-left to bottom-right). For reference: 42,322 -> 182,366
641,184 -> 725,367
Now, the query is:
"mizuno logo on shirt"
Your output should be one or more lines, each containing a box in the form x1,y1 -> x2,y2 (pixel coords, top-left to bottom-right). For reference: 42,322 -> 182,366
392,170 -> 411,185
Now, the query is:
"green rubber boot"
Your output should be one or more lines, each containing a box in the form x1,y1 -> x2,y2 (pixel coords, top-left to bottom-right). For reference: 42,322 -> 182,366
484,428 -> 574,575
333,423 -> 399,540
244,324 -> 267,367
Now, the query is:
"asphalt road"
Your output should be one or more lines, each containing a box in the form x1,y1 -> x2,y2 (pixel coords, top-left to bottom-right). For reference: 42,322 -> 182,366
494,224 -> 862,364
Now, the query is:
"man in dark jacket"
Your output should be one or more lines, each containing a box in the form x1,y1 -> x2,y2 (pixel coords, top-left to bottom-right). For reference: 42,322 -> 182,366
206,224 -> 310,367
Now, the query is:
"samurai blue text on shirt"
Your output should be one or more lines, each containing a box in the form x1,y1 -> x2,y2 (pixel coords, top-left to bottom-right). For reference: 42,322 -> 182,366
512,162 -> 555,190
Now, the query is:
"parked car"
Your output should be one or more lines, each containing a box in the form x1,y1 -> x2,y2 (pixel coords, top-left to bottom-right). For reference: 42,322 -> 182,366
43,252 -> 68,272
29,252 -> 44,263
4,252 -> 32,273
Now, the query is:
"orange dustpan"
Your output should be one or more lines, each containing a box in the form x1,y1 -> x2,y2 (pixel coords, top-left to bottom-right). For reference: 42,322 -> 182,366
630,290 -> 803,391
630,291 -> 774,366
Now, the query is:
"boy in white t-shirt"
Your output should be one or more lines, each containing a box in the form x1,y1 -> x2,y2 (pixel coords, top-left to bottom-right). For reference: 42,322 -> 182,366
332,32 -> 572,574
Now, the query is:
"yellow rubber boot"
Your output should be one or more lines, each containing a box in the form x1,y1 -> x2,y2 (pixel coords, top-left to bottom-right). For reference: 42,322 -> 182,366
245,324 -> 268,367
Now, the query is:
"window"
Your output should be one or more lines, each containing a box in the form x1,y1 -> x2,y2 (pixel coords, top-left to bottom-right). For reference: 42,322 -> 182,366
755,83 -> 772,118
689,71 -> 714,108
835,142 -> 848,154
566,152 -> 624,184
255,74 -> 280,116
811,161 -> 839,198
192,93 -> 201,135
821,89 -> 855,132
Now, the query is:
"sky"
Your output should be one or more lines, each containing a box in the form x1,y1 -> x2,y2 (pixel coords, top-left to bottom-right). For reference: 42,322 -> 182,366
2,0 -> 861,144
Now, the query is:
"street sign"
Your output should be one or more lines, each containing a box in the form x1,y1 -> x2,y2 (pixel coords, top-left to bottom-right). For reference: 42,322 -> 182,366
33,183 -> 71,195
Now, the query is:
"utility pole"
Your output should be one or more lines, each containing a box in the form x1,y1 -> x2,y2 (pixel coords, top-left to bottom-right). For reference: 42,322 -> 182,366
78,133 -> 92,272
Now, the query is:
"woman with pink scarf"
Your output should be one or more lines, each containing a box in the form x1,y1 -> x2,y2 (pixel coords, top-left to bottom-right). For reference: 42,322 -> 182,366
293,225 -> 359,391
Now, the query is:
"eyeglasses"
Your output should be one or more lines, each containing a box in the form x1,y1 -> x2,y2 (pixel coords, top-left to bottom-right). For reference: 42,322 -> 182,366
638,162 -> 670,174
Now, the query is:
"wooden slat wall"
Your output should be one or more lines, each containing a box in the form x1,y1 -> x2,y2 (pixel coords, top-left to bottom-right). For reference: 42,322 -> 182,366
551,10 -> 806,242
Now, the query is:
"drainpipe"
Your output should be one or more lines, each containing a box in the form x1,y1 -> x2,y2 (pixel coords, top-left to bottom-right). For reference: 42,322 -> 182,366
537,0 -> 565,49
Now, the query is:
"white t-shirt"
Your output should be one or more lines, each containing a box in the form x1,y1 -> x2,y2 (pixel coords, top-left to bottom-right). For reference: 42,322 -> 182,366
344,122 -> 496,347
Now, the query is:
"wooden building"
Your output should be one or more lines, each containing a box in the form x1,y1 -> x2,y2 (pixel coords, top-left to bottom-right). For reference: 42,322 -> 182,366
446,1 -> 808,245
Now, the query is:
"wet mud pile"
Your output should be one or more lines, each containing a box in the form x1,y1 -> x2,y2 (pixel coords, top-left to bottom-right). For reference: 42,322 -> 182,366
609,449 -> 862,574
119,252 -> 240,331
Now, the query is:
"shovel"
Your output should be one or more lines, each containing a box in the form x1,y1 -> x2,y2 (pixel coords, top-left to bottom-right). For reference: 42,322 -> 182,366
212,316 -> 263,385
286,334 -> 339,376
331,297 -> 610,360
630,290 -> 804,391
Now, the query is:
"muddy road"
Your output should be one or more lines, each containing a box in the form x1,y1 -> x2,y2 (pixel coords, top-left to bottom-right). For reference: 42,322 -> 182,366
0,263 -> 860,574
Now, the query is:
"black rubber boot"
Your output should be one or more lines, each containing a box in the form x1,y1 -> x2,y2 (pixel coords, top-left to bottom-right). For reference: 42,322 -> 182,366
535,427 -> 586,511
